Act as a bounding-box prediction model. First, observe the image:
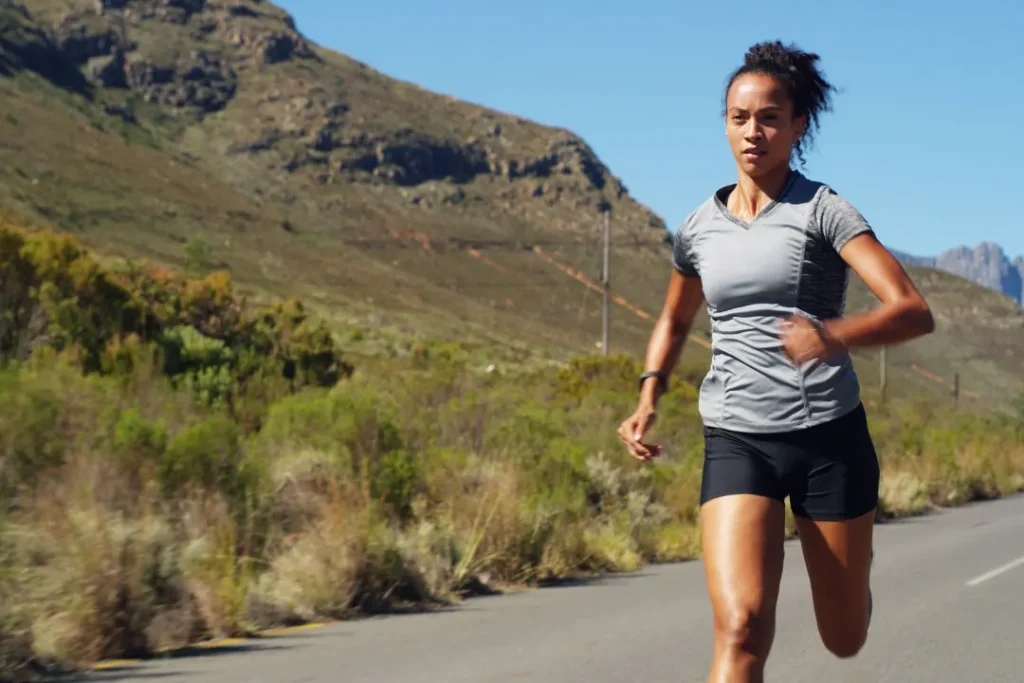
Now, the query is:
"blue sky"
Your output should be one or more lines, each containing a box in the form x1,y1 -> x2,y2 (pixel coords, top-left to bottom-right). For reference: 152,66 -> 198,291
279,0 -> 1023,259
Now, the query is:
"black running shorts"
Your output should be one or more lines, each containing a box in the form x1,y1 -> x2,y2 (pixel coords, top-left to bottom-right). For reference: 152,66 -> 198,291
699,403 -> 880,521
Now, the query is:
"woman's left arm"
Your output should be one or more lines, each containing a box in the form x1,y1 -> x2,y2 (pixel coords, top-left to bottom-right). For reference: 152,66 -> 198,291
782,232 -> 935,365
823,232 -> 935,349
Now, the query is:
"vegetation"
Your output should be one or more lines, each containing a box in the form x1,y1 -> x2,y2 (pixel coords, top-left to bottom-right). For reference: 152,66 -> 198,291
0,226 -> 1022,680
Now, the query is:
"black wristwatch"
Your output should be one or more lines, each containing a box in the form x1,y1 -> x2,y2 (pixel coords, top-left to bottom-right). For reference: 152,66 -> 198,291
638,370 -> 668,393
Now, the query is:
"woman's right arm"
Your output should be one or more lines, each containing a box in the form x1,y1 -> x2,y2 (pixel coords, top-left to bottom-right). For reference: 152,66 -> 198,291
618,270 -> 705,462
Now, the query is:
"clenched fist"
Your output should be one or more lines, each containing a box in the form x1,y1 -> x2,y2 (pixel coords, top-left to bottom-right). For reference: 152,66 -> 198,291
780,314 -> 846,365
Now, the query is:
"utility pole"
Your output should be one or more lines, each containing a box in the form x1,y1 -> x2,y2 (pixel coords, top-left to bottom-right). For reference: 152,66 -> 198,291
601,209 -> 610,357
880,345 -> 888,403
953,372 -> 960,407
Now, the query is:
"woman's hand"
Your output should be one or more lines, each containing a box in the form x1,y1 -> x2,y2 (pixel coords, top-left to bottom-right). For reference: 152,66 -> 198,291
617,402 -> 663,462
780,315 -> 846,365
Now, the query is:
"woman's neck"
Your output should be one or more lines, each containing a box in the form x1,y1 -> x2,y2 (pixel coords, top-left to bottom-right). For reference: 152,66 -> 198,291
728,164 -> 793,222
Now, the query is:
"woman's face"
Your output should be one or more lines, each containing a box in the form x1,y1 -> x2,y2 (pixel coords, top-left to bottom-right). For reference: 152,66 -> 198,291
725,72 -> 806,178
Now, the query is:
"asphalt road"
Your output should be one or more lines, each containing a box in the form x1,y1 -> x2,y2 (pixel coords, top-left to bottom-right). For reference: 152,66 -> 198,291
78,494 -> 1024,683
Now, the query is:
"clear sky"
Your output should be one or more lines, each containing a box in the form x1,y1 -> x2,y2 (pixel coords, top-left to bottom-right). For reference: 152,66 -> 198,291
279,0 -> 1023,259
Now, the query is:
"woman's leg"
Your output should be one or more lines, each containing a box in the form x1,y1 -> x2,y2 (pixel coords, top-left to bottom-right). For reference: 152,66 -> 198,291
793,510 -> 875,658
701,493 -> 787,683
789,404 -> 880,658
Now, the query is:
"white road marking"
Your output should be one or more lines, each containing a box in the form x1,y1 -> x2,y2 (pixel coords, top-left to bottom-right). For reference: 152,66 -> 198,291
965,553 -> 1024,587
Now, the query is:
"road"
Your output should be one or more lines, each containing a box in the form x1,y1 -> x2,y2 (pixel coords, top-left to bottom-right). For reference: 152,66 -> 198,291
78,494 -> 1024,683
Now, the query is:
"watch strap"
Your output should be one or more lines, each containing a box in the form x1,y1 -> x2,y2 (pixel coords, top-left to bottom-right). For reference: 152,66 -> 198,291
638,370 -> 668,393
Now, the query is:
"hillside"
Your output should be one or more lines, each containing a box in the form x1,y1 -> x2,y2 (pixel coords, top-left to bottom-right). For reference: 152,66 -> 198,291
845,265 -> 1024,405
1,0 -> 1024,405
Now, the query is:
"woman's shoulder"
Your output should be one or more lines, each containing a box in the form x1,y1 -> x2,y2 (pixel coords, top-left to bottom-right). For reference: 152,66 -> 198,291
799,177 -> 867,221
794,175 -> 874,249
782,173 -> 866,226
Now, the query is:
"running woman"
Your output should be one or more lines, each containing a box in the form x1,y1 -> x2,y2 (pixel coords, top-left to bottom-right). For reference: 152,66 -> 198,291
617,40 -> 935,682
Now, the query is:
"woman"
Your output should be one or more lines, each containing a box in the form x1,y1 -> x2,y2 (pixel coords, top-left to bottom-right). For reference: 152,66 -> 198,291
617,41 -> 935,682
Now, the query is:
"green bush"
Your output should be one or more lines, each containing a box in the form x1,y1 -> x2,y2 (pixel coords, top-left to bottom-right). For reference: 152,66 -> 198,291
0,369 -> 66,498
160,415 -> 253,506
256,387 -> 418,519
554,353 -> 642,400
113,405 -> 168,464
0,225 -> 351,396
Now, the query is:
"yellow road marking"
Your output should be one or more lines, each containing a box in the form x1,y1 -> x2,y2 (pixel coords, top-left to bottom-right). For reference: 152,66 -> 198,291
258,622 -> 329,638
90,622 -> 330,670
91,659 -> 140,670
194,637 -> 246,649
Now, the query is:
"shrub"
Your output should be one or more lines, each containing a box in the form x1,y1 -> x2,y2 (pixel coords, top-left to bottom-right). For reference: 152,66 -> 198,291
554,353 -> 642,400
256,387 -> 418,520
159,416 -> 262,517
0,369 -> 65,499
0,225 -> 351,399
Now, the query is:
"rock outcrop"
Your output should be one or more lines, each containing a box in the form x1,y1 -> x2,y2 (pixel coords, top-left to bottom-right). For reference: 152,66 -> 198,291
894,242 -> 1024,306
0,1 -> 88,89
12,0 -> 314,113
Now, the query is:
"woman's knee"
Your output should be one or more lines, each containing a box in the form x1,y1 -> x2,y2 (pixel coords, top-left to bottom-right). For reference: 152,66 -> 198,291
818,619 -> 868,659
715,606 -> 775,656
793,512 -> 874,659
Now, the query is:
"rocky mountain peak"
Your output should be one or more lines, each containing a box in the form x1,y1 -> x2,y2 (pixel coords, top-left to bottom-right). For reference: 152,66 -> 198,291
27,0 -> 315,113
896,241 -> 1023,307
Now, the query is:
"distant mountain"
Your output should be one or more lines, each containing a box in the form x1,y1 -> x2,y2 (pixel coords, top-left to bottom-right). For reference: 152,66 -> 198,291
891,243 -> 1024,307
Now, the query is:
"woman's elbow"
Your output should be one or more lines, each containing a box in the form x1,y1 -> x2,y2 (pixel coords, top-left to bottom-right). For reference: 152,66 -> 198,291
922,307 -> 936,334
904,296 -> 935,336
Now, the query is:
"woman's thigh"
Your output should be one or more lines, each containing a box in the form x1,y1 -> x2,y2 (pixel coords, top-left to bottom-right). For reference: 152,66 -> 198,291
794,510 -> 875,658
701,493 -> 788,653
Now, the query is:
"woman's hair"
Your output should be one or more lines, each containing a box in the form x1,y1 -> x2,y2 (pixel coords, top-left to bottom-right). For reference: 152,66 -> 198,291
724,40 -> 838,166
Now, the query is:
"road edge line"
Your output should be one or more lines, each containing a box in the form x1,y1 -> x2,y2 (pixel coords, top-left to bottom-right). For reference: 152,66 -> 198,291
89,622 -> 330,671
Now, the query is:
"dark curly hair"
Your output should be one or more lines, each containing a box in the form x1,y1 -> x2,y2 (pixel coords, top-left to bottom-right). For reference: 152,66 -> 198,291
723,40 -> 838,166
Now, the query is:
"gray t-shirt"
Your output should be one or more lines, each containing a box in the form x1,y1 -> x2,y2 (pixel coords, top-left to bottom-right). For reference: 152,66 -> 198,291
671,170 -> 874,433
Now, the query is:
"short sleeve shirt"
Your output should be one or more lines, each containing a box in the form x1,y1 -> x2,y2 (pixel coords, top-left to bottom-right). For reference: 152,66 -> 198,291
671,170 -> 874,433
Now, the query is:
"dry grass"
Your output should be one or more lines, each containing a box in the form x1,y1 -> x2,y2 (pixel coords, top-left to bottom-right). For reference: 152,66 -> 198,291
249,497 -> 367,624
878,469 -> 933,518
6,457 -> 183,667
178,496 -> 256,639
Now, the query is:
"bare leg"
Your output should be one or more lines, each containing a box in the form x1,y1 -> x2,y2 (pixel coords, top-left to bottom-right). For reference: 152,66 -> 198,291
793,509 -> 875,658
702,494 -> 787,683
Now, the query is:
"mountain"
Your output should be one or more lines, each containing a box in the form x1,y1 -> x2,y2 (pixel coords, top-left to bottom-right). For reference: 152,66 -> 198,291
2,0 -> 1024,406
892,243 -> 1024,307
1,0 -> 672,356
